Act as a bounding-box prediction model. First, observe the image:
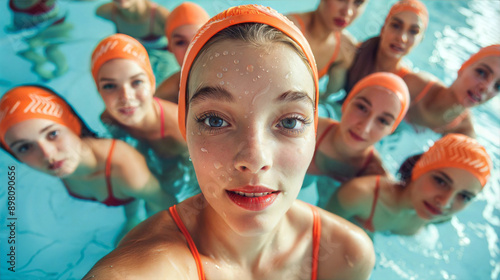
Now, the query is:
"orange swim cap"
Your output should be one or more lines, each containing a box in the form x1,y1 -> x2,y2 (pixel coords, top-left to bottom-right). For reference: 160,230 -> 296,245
412,134 -> 491,187
0,86 -> 82,152
385,0 -> 429,29
165,2 -> 210,41
458,44 -> 500,75
341,72 -> 410,132
91,34 -> 155,89
178,5 -> 319,139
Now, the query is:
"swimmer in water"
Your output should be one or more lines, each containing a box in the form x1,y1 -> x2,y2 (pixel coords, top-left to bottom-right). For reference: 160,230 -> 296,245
0,85 -> 176,240
155,2 -> 210,103
84,5 -> 375,279
403,44 -> 500,137
308,72 -> 410,182
342,0 -> 428,95
326,133 -> 491,235
287,0 -> 369,104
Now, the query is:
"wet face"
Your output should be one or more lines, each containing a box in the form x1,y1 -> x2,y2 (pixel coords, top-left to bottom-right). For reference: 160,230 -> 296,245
340,86 -> 401,150
97,59 -> 153,126
380,11 -> 425,59
169,24 -> 205,66
187,40 -> 316,235
318,0 -> 368,31
411,167 -> 482,222
5,119 -> 82,178
452,56 -> 500,107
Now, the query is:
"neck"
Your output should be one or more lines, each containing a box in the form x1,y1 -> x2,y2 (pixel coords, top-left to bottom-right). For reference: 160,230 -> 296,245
197,199 -> 287,267
332,127 -> 371,159
375,49 -> 402,73
426,86 -> 466,120
309,10 -> 337,41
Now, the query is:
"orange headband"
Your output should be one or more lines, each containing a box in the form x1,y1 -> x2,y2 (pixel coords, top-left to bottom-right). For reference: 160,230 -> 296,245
91,34 -> 155,89
385,0 -> 429,29
0,86 -> 82,152
166,2 -> 210,41
341,72 -> 410,132
458,44 -> 500,75
412,134 -> 491,187
178,5 -> 319,139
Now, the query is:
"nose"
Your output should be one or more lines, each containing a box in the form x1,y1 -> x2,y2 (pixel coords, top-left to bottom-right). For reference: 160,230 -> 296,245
398,30 -> 408,43
119,84 -> 134,101
436,189 -> 454,210
358,116 -> 374,136
233,126 -> 272,174
39,140 -> 55,161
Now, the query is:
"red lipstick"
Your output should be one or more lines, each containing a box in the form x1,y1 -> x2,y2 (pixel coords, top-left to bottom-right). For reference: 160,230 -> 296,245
348,130 -> 365,142
424,201 -> 442,216
334,18 -> 348,28
226,186 -> 280,211
49,160 -> 65,170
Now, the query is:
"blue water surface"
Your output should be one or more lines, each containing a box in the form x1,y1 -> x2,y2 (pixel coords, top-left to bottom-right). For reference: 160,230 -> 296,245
0,0 -> 498,279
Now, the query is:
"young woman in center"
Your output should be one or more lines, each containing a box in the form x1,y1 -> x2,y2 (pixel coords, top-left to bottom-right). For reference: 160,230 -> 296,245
326,133 -> 491,235
84,5 -> 375,279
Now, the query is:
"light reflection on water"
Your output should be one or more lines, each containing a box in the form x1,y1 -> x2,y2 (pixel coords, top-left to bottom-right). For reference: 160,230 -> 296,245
0,0 -> 498,279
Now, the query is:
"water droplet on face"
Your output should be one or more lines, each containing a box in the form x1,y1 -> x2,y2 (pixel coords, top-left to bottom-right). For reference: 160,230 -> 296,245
266,70 -> 270,72
197,132 -> 201,135
201,148 -> 208,153
222,67 -> 228,72
253,78 -> 257,82
202,63 -> 206,67
228,177 -> 232,182
191,132 -> 195,135
215,52 -> 220,57
209,56 -> 213,60
231,51 -> 235,55
259,53 -> 264,57
214,161 -> 223,169
235,68 -> 239,72
223,51 -> 229,55
220,81 -> 225,85
246,65 -> 254,72
257,75 -> 261,79
244,90 -> 249,94
234,59 -> 239,64
285,72 -> 290,79
217,73 -> 223,78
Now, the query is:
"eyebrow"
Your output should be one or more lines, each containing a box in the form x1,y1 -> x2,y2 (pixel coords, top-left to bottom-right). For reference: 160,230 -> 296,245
276,90 -> 314,108
9,124 -> 55,149
99,73 -> 146,82
190,86 -> 235,106
356,96 -> 396,119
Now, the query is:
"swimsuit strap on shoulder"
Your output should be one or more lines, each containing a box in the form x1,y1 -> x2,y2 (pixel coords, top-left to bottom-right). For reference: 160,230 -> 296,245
169,205 -> 206,280
411,80 -> 436,106
318,32 -> 341,78
309,204 -> 321,280
364,175 -> 381,232
154,97 -> 165,138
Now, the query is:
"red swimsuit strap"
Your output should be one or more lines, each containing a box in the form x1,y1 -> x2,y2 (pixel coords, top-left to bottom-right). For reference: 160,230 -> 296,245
411,80 -> 436,106
318,32 -> 341,78
169,205 -> 205,280
105,139 -> 116,194
364,175 -> 381,232
310,204 -> 321,280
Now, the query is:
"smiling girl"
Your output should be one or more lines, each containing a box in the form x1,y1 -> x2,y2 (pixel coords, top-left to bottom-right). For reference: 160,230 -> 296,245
85,5 -> 374,279
402,44 -> 500,137
326,133 -> 491,235
0,85 -> 176,239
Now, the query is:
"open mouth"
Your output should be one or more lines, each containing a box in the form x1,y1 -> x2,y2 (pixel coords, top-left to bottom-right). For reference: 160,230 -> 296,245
467,90 -> 482,104
226,190 -> 281,211
118,106 -> 137,116
49,160 -> 65,171
390,44 -> 404,53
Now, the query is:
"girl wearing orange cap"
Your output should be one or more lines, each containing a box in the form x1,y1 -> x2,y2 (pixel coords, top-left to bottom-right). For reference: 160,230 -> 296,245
308,72 -> 410,183
85,5 -> 375,279
326,133 -> 491,235
287,0 -> 369,102
91,33 -> 194,202
0,85 -> 176,240
155,2 -> 210,103
341,0 -> 428,95
403,44 -> 500,137
96,0 -> 173,83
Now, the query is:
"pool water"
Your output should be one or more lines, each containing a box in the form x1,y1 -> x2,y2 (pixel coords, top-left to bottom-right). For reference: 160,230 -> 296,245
0,0 -> 498,279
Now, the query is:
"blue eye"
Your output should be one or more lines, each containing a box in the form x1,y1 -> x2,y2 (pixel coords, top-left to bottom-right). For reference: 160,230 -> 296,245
17,143 -> 31,154
378,117 -> 390,126
205,116 -> 225,127
132,79 -> 144,87
102,83 -> 116,90
47,130 -> 59,140
195,112 -> 229,133
476,68 -> 487,78
460,193 -> 473,203
432,175 -> 447,187
280,118 -> 299,129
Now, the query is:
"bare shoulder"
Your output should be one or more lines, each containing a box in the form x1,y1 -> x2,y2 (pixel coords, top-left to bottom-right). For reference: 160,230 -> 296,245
317,207 -> 375,280
403,71 -> 444,100
316,117 -> 338,138
154,3 -> 170,24
340,30 -> 358,47
84,210 -> 198,279
96,3 -> 113,20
